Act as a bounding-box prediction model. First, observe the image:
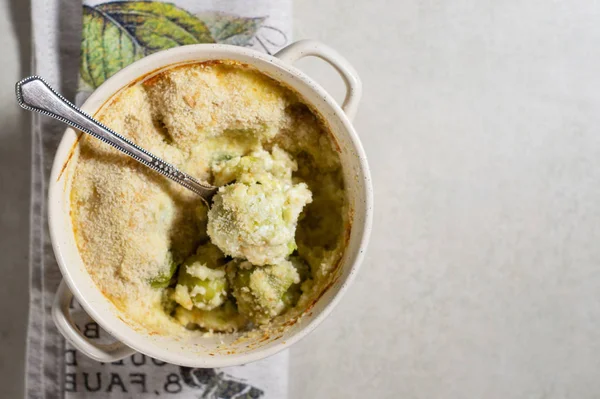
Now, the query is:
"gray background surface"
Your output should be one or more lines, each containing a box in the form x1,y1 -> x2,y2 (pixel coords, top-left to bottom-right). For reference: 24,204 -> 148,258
1,0 -> 32,398
4,0 -> 600,398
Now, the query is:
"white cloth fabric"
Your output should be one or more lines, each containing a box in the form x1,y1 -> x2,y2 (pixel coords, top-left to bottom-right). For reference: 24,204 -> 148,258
26,1 -> 292,397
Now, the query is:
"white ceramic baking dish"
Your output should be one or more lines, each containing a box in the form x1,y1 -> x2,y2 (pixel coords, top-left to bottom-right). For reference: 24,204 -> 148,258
49,39 -> 373,367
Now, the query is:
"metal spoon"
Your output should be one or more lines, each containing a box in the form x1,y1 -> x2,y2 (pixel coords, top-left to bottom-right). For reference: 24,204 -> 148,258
16,76 -> 218,201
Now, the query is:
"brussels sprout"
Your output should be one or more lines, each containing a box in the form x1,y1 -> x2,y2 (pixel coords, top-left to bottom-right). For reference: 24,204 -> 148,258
227,259 -> 300,325
172,243 -> 228,311
149,252 -> 179,289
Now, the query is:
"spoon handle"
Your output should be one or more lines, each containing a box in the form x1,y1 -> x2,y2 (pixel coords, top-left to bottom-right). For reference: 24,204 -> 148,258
15,76 -> 216,200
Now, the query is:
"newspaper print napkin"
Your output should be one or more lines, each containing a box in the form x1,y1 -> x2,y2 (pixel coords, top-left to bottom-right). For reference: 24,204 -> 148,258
27,1 -> 292,398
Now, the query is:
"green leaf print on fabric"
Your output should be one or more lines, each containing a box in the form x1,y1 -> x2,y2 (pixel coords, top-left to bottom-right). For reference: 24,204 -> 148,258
80,5 -> 145,89
79,2 -> 269,89
96,2 -> 215,52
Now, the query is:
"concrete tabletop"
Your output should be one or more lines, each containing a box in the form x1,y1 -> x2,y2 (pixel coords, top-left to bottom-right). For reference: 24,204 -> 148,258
3,0 -> 600,397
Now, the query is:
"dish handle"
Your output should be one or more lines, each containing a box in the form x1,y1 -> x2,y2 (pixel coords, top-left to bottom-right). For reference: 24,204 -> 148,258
275,39 -> 362,121
52,280 -> 136,362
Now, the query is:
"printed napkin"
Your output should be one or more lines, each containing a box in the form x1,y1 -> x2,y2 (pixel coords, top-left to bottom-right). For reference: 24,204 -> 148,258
27,0 -> 292,398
